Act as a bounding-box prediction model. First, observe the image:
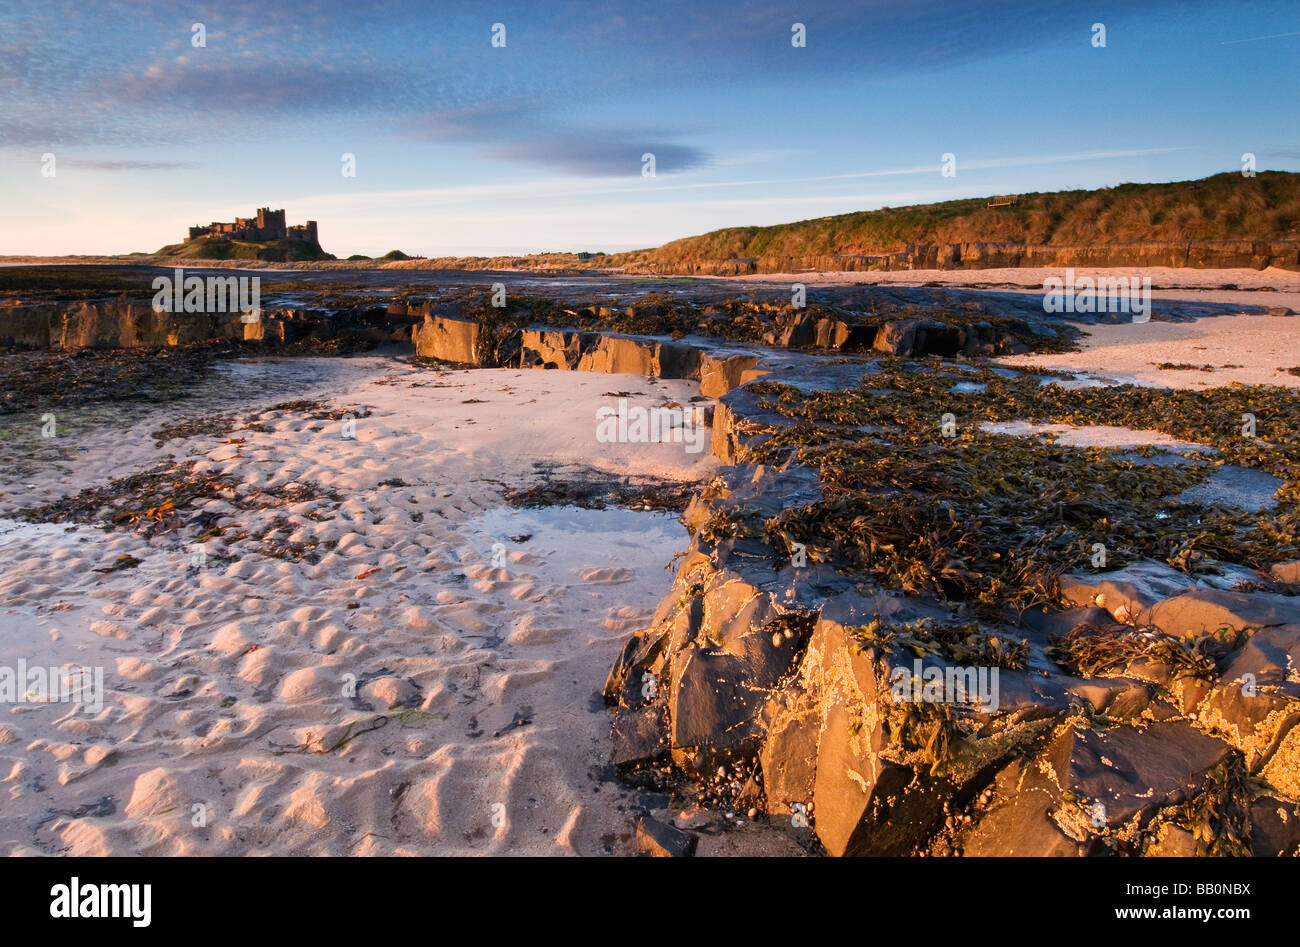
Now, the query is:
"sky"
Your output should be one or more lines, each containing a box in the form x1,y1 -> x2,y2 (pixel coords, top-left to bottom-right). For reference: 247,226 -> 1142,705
1,0 -> 1298,257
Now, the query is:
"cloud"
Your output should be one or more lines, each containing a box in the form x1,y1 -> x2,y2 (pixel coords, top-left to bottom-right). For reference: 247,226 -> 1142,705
496,136 -> 709,176
101,60 -> 392,114
65,158 -> 195,171
404,103 -> 710,176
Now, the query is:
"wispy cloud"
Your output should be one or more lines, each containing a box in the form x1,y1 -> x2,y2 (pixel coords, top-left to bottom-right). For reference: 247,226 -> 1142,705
1220,30 -> 1300,44
64,158 -> 195,171
404,103 -> 710,176
285,145 -> 1189,211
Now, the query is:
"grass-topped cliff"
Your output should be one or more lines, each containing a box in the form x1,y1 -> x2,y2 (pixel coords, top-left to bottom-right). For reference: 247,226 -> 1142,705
613,170 -> 1300,268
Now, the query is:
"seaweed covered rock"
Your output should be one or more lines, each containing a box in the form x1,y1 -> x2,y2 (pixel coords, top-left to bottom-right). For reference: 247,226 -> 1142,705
599,320 -> 1300,856
604,547 -> 811,779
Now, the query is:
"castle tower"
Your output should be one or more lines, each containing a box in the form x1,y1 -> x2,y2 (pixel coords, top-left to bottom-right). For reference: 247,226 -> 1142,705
255,207 -> 287,240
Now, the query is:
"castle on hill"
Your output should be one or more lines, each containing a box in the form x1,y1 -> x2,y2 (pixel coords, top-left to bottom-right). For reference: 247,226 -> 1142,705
187,207 -> 318,245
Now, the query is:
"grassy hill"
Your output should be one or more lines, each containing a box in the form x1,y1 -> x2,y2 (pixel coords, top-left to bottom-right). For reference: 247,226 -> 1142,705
617,171 -> 1300,268
154,237 -> 336,263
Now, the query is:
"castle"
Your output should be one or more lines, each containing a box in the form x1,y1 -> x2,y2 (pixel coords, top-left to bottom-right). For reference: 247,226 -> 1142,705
187,207 -> 318,245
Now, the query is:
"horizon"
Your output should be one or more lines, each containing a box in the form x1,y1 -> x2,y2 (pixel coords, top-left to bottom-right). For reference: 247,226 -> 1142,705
2,0 -> 1299,257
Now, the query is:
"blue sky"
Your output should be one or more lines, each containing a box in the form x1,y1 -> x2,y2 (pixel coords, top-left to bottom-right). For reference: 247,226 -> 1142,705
1,0 -> 1297,256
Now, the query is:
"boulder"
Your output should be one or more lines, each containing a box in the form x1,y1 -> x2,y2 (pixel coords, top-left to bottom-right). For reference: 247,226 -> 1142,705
699,353 -> 766,397
635,815 -> 697,857
873,319 -> 918,355
610,704 -> 669,770
757,686 -> 820,822
1270,560 -> 1300,585
958,756 -> 1096,857
412,312 -> 481,363
958,720 -> 1240,856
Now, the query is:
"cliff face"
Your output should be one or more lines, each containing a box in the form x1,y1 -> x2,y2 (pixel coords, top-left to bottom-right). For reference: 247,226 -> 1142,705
623,240 -> 1300,276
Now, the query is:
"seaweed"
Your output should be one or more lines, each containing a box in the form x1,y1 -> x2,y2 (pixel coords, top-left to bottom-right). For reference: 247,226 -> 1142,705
504,466 -> 702,513
1045,622 -> 1217,681
15,460 -> 342,538
720,362 -> 1300,613
853,616 -> 1029,670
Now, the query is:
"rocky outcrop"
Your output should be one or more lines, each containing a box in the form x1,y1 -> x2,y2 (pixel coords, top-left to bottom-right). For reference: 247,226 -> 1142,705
0,299 -> 418,351
410,316 -> 775,398
602,457 -> 1298,856
3,299 -> 249,349
518,328 -> 702,378
699,352 -> 765,397
635,815 -> 697,856
588,339 -> 1300,857
956,720 -> 1240,856
0,300 -> 62,347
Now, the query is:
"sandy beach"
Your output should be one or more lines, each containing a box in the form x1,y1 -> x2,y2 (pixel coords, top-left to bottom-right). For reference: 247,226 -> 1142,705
995,312 -> 1300,389
1,264 -> 1298,860
728,264 -> 1300,304
0,355 -> 805,856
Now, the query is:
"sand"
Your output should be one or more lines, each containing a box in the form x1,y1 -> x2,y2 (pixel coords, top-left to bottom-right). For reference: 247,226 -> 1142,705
995,313 -> 1300,389
729,264 -> 1300,307
979,420 -> 1213,451
0,356 -> 803,856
